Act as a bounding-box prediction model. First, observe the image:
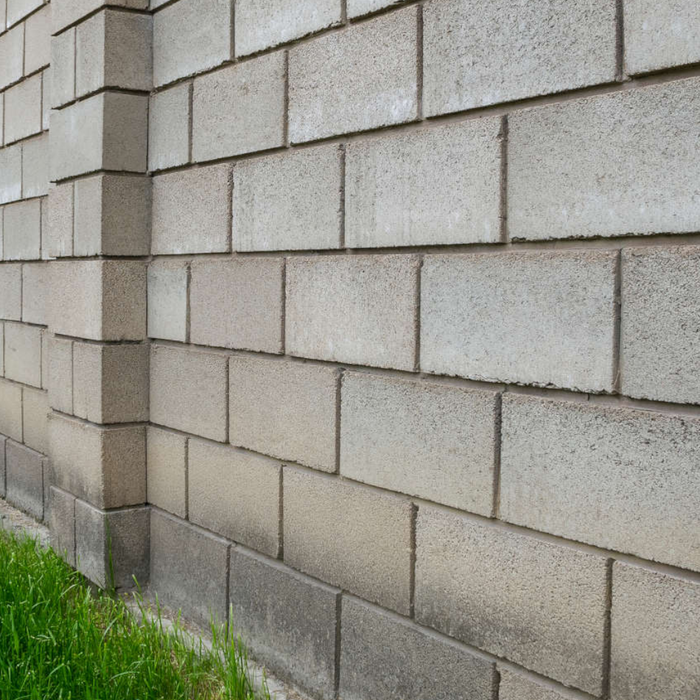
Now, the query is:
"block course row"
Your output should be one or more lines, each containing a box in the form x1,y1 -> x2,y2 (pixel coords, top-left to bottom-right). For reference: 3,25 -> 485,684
0,4 -> 49,90
0,134 -> 49,203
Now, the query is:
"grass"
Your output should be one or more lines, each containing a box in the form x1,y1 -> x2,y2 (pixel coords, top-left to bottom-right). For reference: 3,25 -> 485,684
0,529 -> 270,700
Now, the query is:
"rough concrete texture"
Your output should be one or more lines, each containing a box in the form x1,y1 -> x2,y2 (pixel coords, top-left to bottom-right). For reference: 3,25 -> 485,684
49,487 -> 76,566
0,379 -> 22,441
5,440 -> 44,520
346,119 -> 503,248
498,669 -> 577,700
286,255 -> 418,370
509,79 -> 700,240
0,264 -> 21,320
421,251 -> 617,392
147,260 -> 188,342
22,264 -> 48,325
151,164 -> 231,254
423,0 -> 616,116
284,468 -> 413,614
229,356 -> 337,472
4,323 -> 42,388
0,24 -> 23,90
622,246 -> 700,405
611,563 -> 700,700
229,547 -> 340,700
51,28 -> 75,109
289,7 -> 418,143
347,0 -> 407,18
341,373 -> 498,514
23,6 -> 50,75
0,144 -> 22,204
190,258 -> 284,353
233,145 -> 343,252
3,199 -> 41,260
148,83 -> 190,171
47,337 -> 72,414
22,387 -> 49,454
4,72 -> 42,144
47,183 -> 73,258
52,0 -> 148,33
22,134 -> 50,198
415,507 -> 608,694
192,52 -> 285,162
6,0 -> 42,27
341,597 -> 496,700
149,344 -> 228,442
146,426 -> 186,518
0,325 -> 4,377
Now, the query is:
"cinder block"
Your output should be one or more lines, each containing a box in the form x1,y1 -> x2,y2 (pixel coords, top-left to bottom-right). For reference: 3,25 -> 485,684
499,669 -> 573,700
0,378 -> 22,440
189,439 -> 280,556
192,53 -> 285,161
0,435 -> 5,495
0,264 -> 22,320
421,251 -> 617,392
52,0 -> 148,34
24,6 -> 50,74
150,344 -> 228,442
22,263 -> 48,325
286,255 -> 418,370
47,183 -> 73,258
229,356 -> 337,472
5,323 -> 42,388
235,0 -> 341,57
3,199 -> 41,261
22,387 -> 49,454
415,507 -> 608,694
41,70 -> 50,131
289,8 -> 417,143
47,336 -> 72,414
22,134 -> 50,198
153,0 -> 232,87
424,0 -> 615,116
5,72 -> 49,144
341,373 -> 498,514
229,547 -> 339,700
284,468 -> 413,614
0,143 -> 22,204
341,597 -> 496,700
5,440 -> 44,520
622,247 -> 700,405
148,83 -> 190,171
0,0 -> 4,32
190,258 -> 283,353
146,426 -> 186,518
232,145 -> 342,252
50,27 -> 75,108
147,259 -> 188,341
49,487 -> 76,566
347,0 -> 407,17
76,10 -> 152,97
6,0 -> 42,26
509,80 -> 700,240
0,93 -> 3,147
151,164 -> 231,254
346,119 -> 503,248
150,509 -> 229,627
0,25 -> 23,90
40,330 -> 49,391
0,324 -> 4,376
73,174 -> 151,256
49,413 -> 146,509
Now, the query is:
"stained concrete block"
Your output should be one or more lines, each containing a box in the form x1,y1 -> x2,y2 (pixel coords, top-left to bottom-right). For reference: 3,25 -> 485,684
341,597 -> 496,700
0,378 -> 22,441
0,25 -> 23,90
229,548 -> 339,700
509,79 -> 700,240
151,164 -> 231,254
148,83 -> 190,171
6,0 -> 42,26
22,387 -> 49,454
622,246 -> 700,405
423,0 -> 616,116
4,323 -> 42,388
192,53 -> 285,161
284,468 -> 413,614
147,259 -> 188,341
289,8 -> 417,143
229,356 -> 337,472
4,72 -> 42,144
22,263 -> 48,325
153,0 -> 232,87
232,145 -> 343,252
498,669 -> 574,700
146,426 -> 186,518
0,264 -> 22,320
347,0 -> 407,18
190,258 -> 283,353
341,373 -> 498,514
150,509 -> 229,627
415,507 -> 608,695
235,0 -> 341,56
52,0 -> 148,34
286,255 -> 418,370
420,251 -> 617,392
3,199 -> 41,261
47,336 -> 72,414
0,144 -> 22,204
47,183 -> 73,258
22,134 -> 50,198
49,486 -> 76,566
51,27 -> 75,108
149,344 -> 228,442
23,6 -> 50,74
5,440 -> 44,519
189,439 -> 280,556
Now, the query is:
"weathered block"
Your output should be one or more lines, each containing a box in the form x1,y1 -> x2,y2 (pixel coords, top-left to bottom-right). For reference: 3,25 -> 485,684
22,387 -> 49,454
0,143 -> 22,204
148,83 -> 190,171
22,263 -> 48,325
147,259 -> 188,341
49,486 -> 76,566
0,25 -> 23,90
6,440 -> 44,520
4,71 -> 42,144
0,378 -> 22,441
50,27 -> 75,108
0,264 -> 22,320
146,426 -> 186,518
47,183 -> 73,258
23,6 -> 50,74
22,134 -> 50,198
3,199 -> 41,261
47,336 -> 72,414
7,0 -> 43,26
498,669 -> 573,700
4,323 -> 42,388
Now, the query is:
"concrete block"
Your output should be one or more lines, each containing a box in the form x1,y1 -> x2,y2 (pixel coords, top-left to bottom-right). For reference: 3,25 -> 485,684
76,10 -> 152,97
235,0 -> 341,56
22,387 -> 49,454
22,263 -> 48,325
47,183 -> 73,258
153,0 -> 232,87
341,597 -> 496,700
499,669 -> 573,700
341,373 -> 498,514
192,52 -> 285,161
622,246 -> 700,405
0,0 -> 4,31
146,426 -> 186,518
346,119 -> 503,248
0,144 -> 22,204
150,344 -> 228,442
347,0 -> 407,17
74,174 -> 151,256
509,79 -> 700,240
0,436 -> 4,496
6,0 -> 42,26
22,133 -> 50,198
150,509 -> 229,627
284,468 -> 413,614
0,93 -> 3,147
0,324 -> 3,376
0,264 -> 22,320
190,258 -> 283,353
6,440 -> 44,519
0,25 -> 23,90
23,6 -> 50,74
5,323 -> 42,388
229,356 -> 337,472
151,164 -> 231,254
189,439 -> 280,556
289,8 -> 417,143
229,548 -> 339,700
424,0 -> 616,116
148,83 -> 190,171
611,563 -> 700,700
501,394 -> 700,572
415,507 -> 608,694
40,330 -> 48,391
232,145 -> 342,252
49,487 -> 75,566
4,73 -> 47,143
41,70 -> 50,131
147,259 -> 188,341
3,199 -> 41,261
421,251 -> 617,392
49,413 -> 146,509
286,255 -> 418,370
52,0 -> 148,34
0,378 -> 22,440
50,27 -> 75,108
47,336 -> 72,413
